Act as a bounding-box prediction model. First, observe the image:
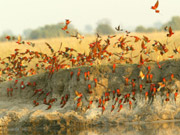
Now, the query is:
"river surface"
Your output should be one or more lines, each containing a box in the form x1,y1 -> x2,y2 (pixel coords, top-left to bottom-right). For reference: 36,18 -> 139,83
1,120 -> 180,135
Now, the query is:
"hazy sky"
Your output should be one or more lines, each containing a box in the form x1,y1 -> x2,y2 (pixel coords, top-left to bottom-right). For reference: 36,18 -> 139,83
0,0 -> 180,35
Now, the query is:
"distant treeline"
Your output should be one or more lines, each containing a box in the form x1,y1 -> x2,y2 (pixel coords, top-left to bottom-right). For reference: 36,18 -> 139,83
0,16 -> 180,41
24,23 -> 78,40
135,16 -> 180,33
0,23 -> 78,41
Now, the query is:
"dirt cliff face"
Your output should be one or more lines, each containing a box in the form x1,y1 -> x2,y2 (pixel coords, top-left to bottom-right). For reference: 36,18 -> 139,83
0,59 -> 180,129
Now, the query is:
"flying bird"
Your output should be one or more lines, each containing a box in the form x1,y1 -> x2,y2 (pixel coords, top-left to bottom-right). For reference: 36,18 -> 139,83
151,0 -> 160,13
115,25 -> 123,31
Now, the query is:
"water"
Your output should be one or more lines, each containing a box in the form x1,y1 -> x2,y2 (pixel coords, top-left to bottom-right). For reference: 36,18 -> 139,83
1,120 -> 180,135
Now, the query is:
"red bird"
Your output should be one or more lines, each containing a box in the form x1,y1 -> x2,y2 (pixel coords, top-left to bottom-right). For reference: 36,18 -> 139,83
143,36 -> 150,43
10,88 -> 13,97
102,105 -> 105,114
112,64 -> 116,73
130,36 -> 141,42
165,92 -> 170,102
14,80 -> 18,86
145,92 -> 148,100
87,100 -> 93,109
84,72 -> 87,81
157,62 -> 165,69
94,78 -> 98,87
151,0 -> 159,10
65,19 -> 71,25
87,71 -> 90,80
146,74 -> 149,83
170,73 -> 174,82
117,89 -> 121,97
118,99 -> 122,105
70,71 -> 74,79
114,97 -> 118,105
33,100 -> 39,107
132,91 -> 136,101
125,77 -> 129,86
139,84 -> 143,93
20,81 -> 25,90
151,0 -> 160,13
118,104 -> 123,112
77,69 -> 81,81
175,90 -> 178,102
46,104 -> 52,110
150,74 -> 153,83
62,25 -> 68,31
167,27 -> 174,37
88,84 -> 92,94
65,94 -> 69,101
162,77 -> 166,83
98,98 -> 102,107
5,36 -> 11,40
147,66 -> 151,73
129,100 -> 132,110
112,90 -> 115,100
111,105 -> 115,112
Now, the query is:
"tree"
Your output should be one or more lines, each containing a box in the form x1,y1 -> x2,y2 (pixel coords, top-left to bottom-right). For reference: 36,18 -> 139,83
84,25 -> 93,34
162,16 -> 180,30
23,29 -> 32,39
0,30 -> 15,42
96,23 -> 115,35
153,21 -> 163,29
26,23 -> 77,39
146,27 -> 157,33
135,26 -> 147,33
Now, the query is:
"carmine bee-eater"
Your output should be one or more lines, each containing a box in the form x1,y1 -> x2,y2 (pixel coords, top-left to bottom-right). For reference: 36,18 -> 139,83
145,92 -> 148,100
102,105 -> 105,114
111,105 -> 115,112
84,72 -> 87,81
118,104 -> 123,112
125,77 -> 129,86
139,84 -> 143,93
129,100 -> 132,110
146,74 -> 149,83
20,81 -> 25,90
165,92 -> 170,102
175,90 -> 178,102
169,73 -> 174,82
70,71 -> 74,79
94,78 -> 98,87
77,69 -> 81,81
150,74 -> 153,83
112,64 -> 116,73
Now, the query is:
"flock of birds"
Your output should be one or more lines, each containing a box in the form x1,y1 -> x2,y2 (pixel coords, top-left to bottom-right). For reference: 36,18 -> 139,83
3,61 -> 179,113
0,0 -> 180,114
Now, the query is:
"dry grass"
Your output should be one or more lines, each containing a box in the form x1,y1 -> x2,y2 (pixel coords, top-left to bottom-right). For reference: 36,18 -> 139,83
0,31 -> 180,65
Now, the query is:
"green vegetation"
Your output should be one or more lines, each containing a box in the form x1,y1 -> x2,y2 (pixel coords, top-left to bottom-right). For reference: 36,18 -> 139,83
26,23 -> 77,39
96,23 -> 115,35
135,16 -> 180,33
161,16 -> 180,30
1,16 -> 180,41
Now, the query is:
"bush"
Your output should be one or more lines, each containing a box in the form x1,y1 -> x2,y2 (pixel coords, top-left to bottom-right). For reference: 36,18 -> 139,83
96,23 -> 115,35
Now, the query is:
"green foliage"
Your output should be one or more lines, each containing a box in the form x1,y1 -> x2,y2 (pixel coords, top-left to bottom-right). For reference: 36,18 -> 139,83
135,25 -> 157,33
136,16 -> 180,33
0,30 -> 15,42
146,27 -> 157,32
26,23 -> 77,39
96,23 -> 115,35
135,26 -> 147,33
161,16 -> 180,30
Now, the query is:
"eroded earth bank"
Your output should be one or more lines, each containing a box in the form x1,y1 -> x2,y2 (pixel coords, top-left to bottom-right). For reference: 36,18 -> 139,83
0,59 -> 180,133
